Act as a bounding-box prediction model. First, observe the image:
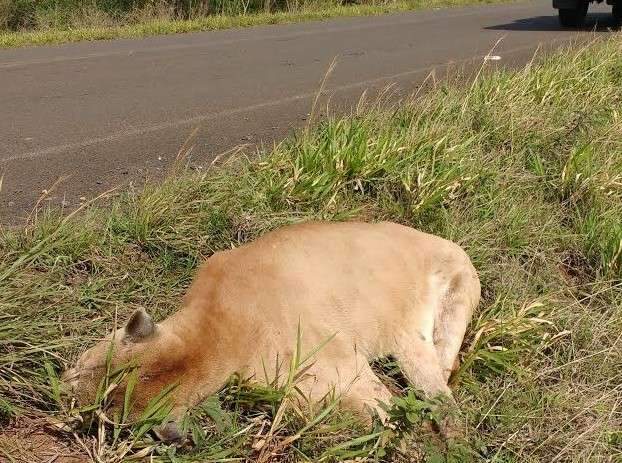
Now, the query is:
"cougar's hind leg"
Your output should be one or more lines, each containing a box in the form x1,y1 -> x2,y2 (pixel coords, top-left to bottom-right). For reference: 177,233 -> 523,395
433,269 -> 480,382
393,336 -> 452,400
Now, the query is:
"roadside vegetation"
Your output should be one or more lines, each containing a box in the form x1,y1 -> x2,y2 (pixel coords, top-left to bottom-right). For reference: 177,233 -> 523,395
1,37 -> 621,462
0,0 -> 508,48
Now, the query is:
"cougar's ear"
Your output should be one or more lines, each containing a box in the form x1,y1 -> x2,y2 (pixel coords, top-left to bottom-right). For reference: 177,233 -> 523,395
124,308 -> 156,341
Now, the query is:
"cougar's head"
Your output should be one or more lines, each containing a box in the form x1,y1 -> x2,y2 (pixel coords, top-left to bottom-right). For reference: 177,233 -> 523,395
62,308 -> 190,442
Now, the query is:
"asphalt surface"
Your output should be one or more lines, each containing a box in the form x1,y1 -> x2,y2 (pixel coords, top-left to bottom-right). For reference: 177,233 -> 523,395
0,1 -> 618,224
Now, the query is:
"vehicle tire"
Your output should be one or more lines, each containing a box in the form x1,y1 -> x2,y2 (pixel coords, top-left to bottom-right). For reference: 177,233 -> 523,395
613,4 -> 621,23
558,1 -> 588,27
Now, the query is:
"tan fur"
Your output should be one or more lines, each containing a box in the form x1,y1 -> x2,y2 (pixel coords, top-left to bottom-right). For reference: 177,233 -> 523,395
62,221 -> 480,438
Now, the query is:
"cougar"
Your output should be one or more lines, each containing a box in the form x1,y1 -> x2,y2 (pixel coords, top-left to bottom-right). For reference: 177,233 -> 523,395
62,221 -> 480,441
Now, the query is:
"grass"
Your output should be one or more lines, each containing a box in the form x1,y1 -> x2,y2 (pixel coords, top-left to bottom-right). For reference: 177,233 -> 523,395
0,0 -> 509,48
1,36 -> 622,461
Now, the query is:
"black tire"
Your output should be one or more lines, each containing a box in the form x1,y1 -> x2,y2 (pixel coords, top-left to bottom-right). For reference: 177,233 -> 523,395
613,4 -> 621,24
558,1 -> 588,27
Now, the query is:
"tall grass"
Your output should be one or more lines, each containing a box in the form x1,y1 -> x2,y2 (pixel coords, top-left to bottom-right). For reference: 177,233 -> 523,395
1,37 -> 621,461
0,0 -> 509,48
0,0 -> 499,31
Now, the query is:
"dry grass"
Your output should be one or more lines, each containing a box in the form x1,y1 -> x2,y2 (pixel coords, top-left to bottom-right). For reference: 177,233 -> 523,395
0,37 -> 621,461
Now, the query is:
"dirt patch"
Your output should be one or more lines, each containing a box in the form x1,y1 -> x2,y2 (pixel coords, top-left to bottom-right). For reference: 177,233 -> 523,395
559,249 -> 593,285
0,418 -> 89,463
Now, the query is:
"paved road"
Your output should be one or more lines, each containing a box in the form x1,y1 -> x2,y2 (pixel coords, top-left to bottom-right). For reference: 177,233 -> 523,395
0,1 -> 617,224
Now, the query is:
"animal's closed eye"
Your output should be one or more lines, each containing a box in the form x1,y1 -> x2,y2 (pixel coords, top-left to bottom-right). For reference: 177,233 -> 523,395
76,364 -> 107,376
